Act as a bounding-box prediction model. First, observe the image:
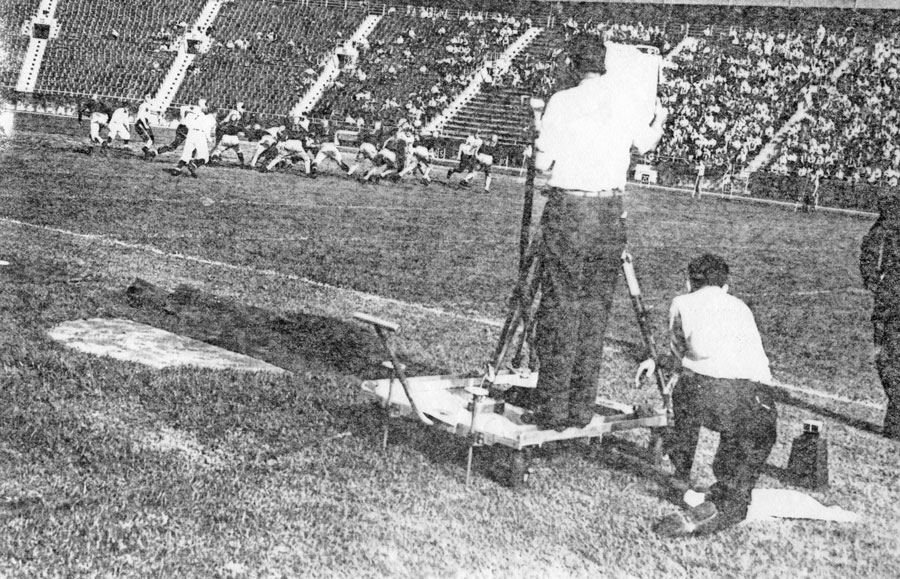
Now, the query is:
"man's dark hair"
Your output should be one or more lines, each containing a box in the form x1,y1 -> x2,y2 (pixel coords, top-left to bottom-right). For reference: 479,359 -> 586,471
688,254 -> 730,288
568,33 -> 606,75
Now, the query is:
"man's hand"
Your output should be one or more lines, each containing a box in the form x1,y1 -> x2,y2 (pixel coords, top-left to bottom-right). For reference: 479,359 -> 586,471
635,358 -> 656,387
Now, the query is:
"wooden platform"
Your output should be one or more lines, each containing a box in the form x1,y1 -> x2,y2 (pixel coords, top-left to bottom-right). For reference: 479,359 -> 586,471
359,373 -> 668,451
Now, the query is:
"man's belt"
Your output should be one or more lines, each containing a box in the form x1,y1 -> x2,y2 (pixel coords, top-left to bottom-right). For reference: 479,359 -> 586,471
562,189 -> 620,198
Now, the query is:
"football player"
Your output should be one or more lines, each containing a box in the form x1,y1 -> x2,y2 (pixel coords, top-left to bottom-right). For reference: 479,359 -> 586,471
264,121 -> 313,176
374,125 -> 415,182
363,127 -> 408,183
154,102 -> 193,158
463,133 -> 500,192
249,124 -> 287,168
77,94 -> 113,155
447,130 -> 483,186
398,129 -> 438,185
106,103 -> 133,150
210,101 -> 247,166
311,119 -> 351,175
348,118 -> 384,177
134,93 -> 156,158
169,99 -> 213,178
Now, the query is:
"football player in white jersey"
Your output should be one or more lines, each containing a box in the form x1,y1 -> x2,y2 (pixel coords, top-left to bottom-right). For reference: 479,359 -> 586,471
398,130 -> 438,184
264,123 -> 313,176
463,133 -> 500,192
169,99 -> 212,178
249,124 -> 287,168
106,104 -> 132,149
447,131 -> 483,186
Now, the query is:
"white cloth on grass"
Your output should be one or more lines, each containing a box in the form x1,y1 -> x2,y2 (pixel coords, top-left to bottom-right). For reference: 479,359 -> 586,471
684,488 -> 858,523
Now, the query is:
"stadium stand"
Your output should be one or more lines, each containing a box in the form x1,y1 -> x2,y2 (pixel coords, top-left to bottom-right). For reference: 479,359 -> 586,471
173,0 -> 367,118
657,24 -> 856,172
776,31 -> 900,188
0,0 -> 39,88
310,6 -> 527,128
31,0 -> 204,100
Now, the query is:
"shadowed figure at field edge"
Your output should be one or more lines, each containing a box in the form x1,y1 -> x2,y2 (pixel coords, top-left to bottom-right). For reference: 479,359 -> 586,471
860,195 -> 900,440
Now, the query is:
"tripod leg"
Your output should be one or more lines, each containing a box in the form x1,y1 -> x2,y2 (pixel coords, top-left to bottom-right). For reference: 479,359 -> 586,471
490,234 -> 543,372
510,255 -> 544,368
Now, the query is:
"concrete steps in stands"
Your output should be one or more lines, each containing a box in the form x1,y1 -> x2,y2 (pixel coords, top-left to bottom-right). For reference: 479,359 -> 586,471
425,25 -> 543,135
743,45 -> 866,175
291,14 -> 382,118
151,0 -> 225,116
15,0 -> 59,93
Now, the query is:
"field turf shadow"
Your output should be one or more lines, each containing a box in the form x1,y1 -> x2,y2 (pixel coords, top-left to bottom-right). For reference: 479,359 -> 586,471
122,278 -> 444,378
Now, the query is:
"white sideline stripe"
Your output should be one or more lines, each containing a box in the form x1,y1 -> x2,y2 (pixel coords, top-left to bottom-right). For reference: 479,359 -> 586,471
4,217 -> 883,412
770,379 -> 882,410
636,182 -> 878,219
1,216 -> 505,328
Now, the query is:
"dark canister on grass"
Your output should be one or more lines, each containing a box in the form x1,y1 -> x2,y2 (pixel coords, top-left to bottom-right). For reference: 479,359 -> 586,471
787,419 -> 830,489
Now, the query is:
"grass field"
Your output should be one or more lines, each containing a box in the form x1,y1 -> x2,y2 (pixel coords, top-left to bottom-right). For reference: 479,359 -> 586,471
1,113 -> 899,578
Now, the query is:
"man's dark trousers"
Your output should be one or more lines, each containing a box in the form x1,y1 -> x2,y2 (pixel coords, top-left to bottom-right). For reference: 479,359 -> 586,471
875,317 -> 900,439
533,191 -> 625,428
668,370 -> 778,525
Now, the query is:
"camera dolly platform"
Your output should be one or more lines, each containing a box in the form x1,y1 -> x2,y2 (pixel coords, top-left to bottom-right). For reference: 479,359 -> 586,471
355,312 -> 669,487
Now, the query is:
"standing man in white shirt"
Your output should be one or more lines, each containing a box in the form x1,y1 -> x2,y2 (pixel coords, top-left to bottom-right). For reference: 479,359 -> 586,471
522,34 -> 667,431
638,254 -> 778,536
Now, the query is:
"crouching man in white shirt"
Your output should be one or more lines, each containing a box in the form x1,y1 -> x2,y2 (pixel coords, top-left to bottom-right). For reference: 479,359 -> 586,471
637,253 -> 777,536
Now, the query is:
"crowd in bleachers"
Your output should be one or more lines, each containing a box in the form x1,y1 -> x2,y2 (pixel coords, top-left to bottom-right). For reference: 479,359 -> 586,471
174,1 -> 366,116
773,33 -> 900,187
487,17 -> 681,102
33,0 -> 202,100
311,6 -> 528,127
657,24 -> 855,172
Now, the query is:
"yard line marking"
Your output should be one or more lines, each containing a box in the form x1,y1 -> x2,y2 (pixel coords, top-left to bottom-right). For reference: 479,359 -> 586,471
769,379 -> 883,410
1,216 -> 505,329
3,217 -> 884,412
636,182 -> 878,219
